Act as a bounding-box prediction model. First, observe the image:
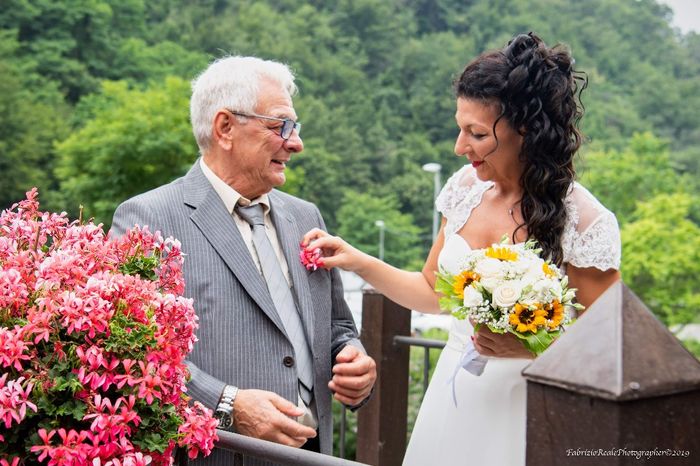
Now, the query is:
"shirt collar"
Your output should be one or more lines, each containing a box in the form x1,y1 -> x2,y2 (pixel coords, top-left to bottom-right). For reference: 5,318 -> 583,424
199,158 -> 270,214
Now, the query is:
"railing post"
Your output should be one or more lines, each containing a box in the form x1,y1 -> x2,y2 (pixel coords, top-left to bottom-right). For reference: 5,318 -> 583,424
523,281 -> 700,465
356,289 -> 412,466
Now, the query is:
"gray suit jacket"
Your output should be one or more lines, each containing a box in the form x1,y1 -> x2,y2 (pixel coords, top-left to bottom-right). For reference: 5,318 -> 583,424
111,160 -> 362,465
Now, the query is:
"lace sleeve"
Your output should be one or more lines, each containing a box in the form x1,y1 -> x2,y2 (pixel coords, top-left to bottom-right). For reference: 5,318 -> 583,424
435,165 -> 490,237
436,165 -> 472,216
563,184 -> 621,271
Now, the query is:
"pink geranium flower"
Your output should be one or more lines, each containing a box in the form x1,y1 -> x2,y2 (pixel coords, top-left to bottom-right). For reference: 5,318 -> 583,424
0,190 -> 216,465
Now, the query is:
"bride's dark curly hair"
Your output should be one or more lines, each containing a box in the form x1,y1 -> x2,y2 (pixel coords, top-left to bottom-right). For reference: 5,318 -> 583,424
454,32 -> 587,265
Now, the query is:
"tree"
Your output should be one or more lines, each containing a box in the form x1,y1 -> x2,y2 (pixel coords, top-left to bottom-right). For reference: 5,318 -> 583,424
54,77 -> 197,226
335,191 -> 425,270
0,31 -> 68,209
578,132 -> 685,224
1,0 -> 143,102
109,38 -> 207,85
621,193 -> 700,326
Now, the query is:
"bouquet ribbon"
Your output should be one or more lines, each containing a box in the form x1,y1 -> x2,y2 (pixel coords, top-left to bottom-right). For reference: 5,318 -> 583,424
447,338 -> 488,406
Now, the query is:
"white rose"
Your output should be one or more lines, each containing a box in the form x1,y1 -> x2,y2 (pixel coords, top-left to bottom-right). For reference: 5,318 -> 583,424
492,281 -> 523,308
463,285 -> 485,308
475,257 -> 503,279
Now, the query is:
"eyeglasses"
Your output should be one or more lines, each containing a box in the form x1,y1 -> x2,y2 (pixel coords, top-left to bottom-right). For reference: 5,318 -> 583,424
228,110 -> 301,140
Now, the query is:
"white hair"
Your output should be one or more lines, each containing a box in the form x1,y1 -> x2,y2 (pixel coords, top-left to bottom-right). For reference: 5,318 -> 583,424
190,56 -> 297,153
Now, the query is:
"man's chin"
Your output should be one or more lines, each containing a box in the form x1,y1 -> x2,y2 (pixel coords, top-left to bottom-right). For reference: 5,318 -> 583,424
273,173 -> 287,188
269,174 -> 286,190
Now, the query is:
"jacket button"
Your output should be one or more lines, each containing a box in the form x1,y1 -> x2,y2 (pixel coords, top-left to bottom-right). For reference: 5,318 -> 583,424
283,356 -> 295,367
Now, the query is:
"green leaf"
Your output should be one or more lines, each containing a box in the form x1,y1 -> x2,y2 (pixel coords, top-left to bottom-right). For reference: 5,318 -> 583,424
434,272 -> 456,296
118,252 -> 160,281
512,328 -> 560,356
132,432 -> 168,453
53,399 -> 87,420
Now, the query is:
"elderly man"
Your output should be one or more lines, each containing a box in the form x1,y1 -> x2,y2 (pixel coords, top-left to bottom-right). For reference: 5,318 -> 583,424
111,56 -> 376,464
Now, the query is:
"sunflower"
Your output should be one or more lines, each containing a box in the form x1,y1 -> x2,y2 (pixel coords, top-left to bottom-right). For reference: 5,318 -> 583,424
542,262 -> 557,278
452,270 -> 480,298
544,300 -> 565,330
509,303 -> 547,333
485,246 -> 518,262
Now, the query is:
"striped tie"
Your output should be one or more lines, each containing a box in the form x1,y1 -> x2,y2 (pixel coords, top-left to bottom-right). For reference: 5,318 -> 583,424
236,204 -> 314,404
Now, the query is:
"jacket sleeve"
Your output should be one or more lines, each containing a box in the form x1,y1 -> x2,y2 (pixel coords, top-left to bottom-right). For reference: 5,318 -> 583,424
111,198 -> 228,410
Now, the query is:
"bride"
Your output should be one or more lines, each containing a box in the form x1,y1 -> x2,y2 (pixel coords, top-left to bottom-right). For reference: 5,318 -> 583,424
303,32 -> 621,466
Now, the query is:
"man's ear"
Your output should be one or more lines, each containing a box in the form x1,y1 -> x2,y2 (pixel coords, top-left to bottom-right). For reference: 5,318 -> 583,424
213,110 -> 235,151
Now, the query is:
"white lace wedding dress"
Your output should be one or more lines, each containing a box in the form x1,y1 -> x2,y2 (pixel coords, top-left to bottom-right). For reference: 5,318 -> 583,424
402,165 -> 621,466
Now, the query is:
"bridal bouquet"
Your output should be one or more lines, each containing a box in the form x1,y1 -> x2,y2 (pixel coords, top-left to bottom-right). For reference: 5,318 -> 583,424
435,238 -> 582,355
0,190 -> 217,466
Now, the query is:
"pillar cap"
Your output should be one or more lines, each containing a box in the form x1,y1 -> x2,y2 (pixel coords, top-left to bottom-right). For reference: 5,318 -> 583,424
522,281 -> 700,401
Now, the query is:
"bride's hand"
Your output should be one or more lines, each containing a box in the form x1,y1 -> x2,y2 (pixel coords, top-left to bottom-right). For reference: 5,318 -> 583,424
471,324 -> 535,359
301,228 -> 370,274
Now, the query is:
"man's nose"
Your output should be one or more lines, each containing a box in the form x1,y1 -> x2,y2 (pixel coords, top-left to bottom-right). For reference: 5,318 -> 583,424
284,129 -> 303,153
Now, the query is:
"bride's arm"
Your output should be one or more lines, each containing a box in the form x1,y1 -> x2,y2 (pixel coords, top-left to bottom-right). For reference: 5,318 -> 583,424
302,220 -> 446,314
566,265 -> 621,310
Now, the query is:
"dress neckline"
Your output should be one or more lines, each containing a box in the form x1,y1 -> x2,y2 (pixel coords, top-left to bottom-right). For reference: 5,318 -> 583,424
450,232 -> 525,251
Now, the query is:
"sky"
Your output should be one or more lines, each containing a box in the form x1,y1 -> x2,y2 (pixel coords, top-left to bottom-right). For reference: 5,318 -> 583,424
659,0 -> 700,33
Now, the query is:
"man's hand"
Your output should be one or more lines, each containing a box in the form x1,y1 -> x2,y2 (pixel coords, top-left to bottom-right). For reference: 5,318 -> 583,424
329,345 -> 377,406
233,389 -> 317,447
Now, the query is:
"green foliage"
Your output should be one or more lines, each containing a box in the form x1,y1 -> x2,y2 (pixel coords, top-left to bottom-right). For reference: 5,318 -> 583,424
1,0 -> 135,101
130,402 -> 183,453
0,30 -> 69,209
110,38 -> 208,84
681,338 -> 700,360
516,327 -> 559,356
336,191 -> 424,270
54,77 -> 198,226
579,133 -> 685,224
435,271 -> 463,311
580,132 -> 700,326
118,250 -> 161,281
105,309 -> 158,358
0,0 -> 698,386
332,400 -> 358,460
621,193 -> 700,325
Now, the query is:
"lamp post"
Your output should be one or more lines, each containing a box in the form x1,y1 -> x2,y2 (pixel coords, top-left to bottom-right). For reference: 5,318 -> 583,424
422,162 -> 442,243
374,220 -> 385,261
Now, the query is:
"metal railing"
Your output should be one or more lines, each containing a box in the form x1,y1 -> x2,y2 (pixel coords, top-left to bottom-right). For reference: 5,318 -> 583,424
195,291 -> 447,466
221,286 -> 700,466
212,430 -> 368,465
336,335 -> 446,459
393,335 -> 446,394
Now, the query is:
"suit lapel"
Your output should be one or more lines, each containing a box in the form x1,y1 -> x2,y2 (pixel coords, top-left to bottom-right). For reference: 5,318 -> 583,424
183,162 -> 287,335
269,192 -> 316,347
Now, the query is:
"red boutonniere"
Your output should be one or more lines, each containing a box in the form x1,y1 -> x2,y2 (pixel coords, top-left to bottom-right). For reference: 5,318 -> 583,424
299,246 -> 324,271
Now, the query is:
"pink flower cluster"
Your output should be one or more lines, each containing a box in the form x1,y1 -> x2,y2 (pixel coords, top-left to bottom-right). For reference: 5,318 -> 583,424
299,246 -> 324,271
0,189 -> 218,465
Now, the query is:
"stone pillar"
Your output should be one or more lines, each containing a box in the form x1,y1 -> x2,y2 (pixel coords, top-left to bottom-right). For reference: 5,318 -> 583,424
523,281 -> 700,465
